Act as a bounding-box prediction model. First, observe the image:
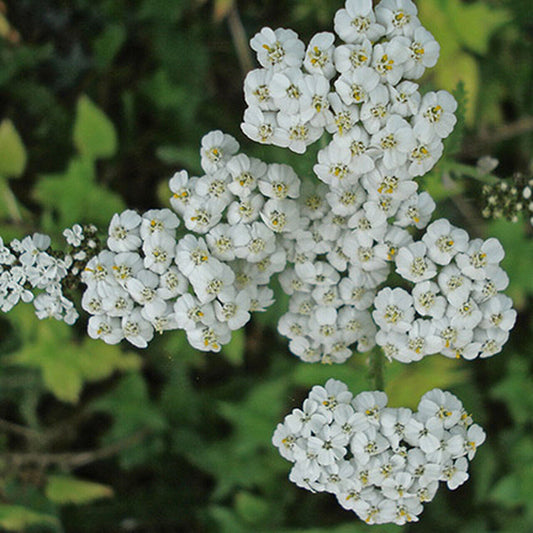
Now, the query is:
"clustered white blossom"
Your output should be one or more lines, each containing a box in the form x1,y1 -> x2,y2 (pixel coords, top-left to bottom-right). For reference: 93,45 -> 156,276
82,131 -> 303,350
374,218 -> 517,361
0,224 -> 98,325
243,0 -> 483,364
273,379 -> 485,525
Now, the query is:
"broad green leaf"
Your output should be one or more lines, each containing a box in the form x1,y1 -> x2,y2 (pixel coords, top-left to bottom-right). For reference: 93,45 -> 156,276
0,504 -> 58,531
445,0 -> 510,55
4,307 -> 141,403
34,156 -> 125,228
46,475 -> 113,505
385,356 -> 468,409
0,119 -> 27,178
73,95 -> 117,159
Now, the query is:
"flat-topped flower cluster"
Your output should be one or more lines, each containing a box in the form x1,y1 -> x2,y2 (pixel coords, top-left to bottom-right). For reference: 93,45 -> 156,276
273,379 -> 485,525
82,132 -> 304,350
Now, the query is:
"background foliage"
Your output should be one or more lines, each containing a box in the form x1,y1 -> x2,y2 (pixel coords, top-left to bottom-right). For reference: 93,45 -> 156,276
0,0 -> 532,531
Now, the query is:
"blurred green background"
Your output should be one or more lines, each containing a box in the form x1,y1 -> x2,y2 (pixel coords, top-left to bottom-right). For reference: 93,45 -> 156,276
0,0 -> 532,531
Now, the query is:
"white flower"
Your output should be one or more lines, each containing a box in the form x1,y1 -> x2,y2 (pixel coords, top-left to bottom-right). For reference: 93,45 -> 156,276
258,163 -> 300,199
371,39 -> 409,85
189,261 -> 236,304
334,67 -> 380,106
200,130 -> 239,173
359,84 -> 391,134
479,294 -> 517,332
389,81 -> 420,116
373,287 -> 415,333
250,27 -> 305,71
372,115 -> 416,170
214,290 -> 251,330
186,322 -> 231,352
326,93 -> 360,137
183,197 -> 224,234
140,209 -> 180,242
412,281 -> 447,318
142,232 -> 176,275
437,264 -> 473,306
141,299 -> 178,334
403,27 -> 440,79
226,154 -> 267,198
243,68 -> 276,110
455,238 -> 505,281
108,210 -> 142,252
88,315 -> 124,344
195,169 -> 233,206
169,170 -> 197,216
334,40 -> 372,73
261,199 -> 301,233
394,191 -> 435,229
276,112 -> 323,154
314,142 -> 356,189
303,32 -> 336,79
227,194 -> 264,225
422,219 -> 469,265
334,0 -> 385,43
396,242 -> 437,283
63,224 -> 84,246
121,308 -> 154,348
241,106 -> 283,146
375,0 -> 420,37
414,90 -> 457,140
174,293 -> 215,331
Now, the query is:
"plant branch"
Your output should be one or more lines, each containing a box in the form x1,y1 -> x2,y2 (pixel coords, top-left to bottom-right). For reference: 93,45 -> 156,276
461,116 -> 533,159
1,429 -> 149,470
0,418 -> 42,440
227,4 -> 254,77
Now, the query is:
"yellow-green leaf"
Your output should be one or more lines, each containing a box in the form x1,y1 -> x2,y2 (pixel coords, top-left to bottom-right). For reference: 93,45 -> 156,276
46,475 -> 114,505
73,95 -> 117,159
0,119 -> 27,178
385,356 -> 468,409
0,504 -> 58,531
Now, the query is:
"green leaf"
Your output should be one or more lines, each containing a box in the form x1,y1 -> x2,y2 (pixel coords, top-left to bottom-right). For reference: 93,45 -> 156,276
385,356 -> 468,409
73,95 -> 117,159
46,475 -> 113,505
34,156 -> 125,228
0,119 -> 27,178
0,504 -> 58,531
93,24 -> 126,70
234,491 -> 270,525
487,219 -> 533,307
4,306 -> 141,403
445,0 -> 510,55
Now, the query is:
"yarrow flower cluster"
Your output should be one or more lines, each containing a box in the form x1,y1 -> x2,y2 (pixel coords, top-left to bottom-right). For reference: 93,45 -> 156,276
273,379 -> 485,525
82,131 -> 304,350
0,224 -> 100,325
374,218 -> 517,361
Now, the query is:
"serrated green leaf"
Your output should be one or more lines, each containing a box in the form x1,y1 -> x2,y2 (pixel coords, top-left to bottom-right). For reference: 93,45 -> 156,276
0,504 -> 58,531
73,95 -> 117,159
0,119 -> 27,178
4,307 -> 142,403
46,475 -> 113,505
